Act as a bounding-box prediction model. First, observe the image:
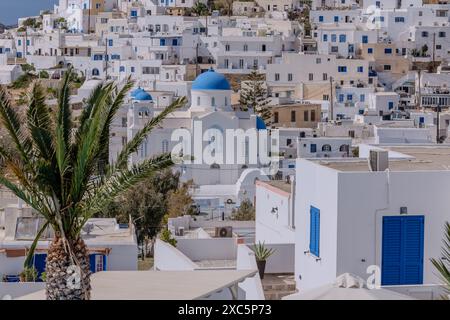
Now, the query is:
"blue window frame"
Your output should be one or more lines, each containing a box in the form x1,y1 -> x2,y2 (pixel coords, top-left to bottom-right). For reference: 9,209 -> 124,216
357,66 -> 364,73
89,254 -> 107,273
331,34 -> 337,42
334,16 -> 339,22
119,66 -> 125,72
93,54 -> 103,61
172,38 -> 178,46
419,116 -> 425,124
381,216 -> 424,285
339,34 -> 346,43
385,48 -> 393,54
388,101 -> 394,110
395,17 -> 405,23
310,144 -> 317,153
362,35 -> 368,44
18,40 -> 22,46
319,16 -> 324,22
160,38 -> 166,46
111,54 -> 120,60
131,10 -> 137,17
338,66 -> 347,73
131,66 -> 135,73
360,94 -> 365,102
26,40 -> 30,46
108,39 -> 113,46
309,206 -> 320,257
347,94 -> 353,101
323,34 -> 328,42
339,94 -> 344,103
368,48 -> 373,54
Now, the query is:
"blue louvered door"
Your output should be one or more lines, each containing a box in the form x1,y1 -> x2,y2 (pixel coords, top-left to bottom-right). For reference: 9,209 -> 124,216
381,216 -> 424,285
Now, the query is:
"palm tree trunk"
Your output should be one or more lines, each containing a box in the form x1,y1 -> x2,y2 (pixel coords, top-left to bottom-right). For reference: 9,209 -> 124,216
46,237 -> 91,300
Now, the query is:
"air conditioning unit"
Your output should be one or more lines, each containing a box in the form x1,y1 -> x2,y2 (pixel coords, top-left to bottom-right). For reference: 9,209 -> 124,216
215,226 -> 233,238
368,150 -> 389,172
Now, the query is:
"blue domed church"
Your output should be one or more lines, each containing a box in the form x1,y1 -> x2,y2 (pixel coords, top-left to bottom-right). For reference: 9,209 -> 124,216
111,69 -> 268,198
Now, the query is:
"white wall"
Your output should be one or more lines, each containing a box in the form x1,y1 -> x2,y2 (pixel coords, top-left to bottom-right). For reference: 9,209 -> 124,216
295,156 -> 450,292
295,159 -> 340,292
153,239 -> 197,271
176,238 -> 238,261
236,244 -> 265,300
337,170 -> 450,286
255,182 -> 295,245
264,244 -> 295,274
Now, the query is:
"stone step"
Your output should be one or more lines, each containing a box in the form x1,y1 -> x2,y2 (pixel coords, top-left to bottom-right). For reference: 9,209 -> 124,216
264,289 -> 297,300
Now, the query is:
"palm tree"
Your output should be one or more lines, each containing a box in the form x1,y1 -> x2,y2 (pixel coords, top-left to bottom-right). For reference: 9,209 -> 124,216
0,69 -> 186,299
431,222 -> 450,299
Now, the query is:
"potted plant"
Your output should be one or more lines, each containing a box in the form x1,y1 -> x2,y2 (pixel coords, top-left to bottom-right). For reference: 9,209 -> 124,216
19,267 -> 38,282
252,242 -> 275,279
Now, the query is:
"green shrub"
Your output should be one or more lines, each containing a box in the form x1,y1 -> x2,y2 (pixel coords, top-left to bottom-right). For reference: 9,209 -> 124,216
160,228 -> 177,247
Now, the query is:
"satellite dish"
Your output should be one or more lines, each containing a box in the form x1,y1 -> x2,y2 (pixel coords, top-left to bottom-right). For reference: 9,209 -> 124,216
82,223 -> 94,235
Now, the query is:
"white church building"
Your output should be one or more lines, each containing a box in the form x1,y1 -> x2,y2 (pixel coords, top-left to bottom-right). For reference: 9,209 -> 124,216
111,69 -> 273,207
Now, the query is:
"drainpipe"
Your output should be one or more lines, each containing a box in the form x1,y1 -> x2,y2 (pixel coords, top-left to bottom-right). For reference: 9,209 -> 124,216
373,169 -> 391,272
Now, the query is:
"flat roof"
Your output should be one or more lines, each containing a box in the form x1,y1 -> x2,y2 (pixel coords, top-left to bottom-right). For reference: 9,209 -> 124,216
17,270 -> 256,300
256,180 -> 292,195
314,146 -> 450,172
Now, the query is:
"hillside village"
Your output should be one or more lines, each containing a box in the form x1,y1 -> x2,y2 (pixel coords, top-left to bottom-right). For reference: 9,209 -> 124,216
0,0 -> 449,301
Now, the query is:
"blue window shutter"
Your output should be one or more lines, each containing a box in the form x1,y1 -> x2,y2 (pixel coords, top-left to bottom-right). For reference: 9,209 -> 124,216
382,216 -> 402,285
89,254 -> 96,273
403,216 -> 424,284
103,255 -> 107,271
310,206 -> 320,257
310,144 -> 317,153
382,216 -> 424,285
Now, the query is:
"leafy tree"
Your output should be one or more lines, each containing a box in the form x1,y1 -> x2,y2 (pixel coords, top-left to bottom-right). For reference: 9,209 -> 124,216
431,222 -> 450,299
100,169 -> 180,259
0,68 -> 187,299
167,180 -> 196,217
192,1 -> 210,36
39,71 -> 49,79
239,67 -> 271,125
231,198 -> 255,221
192,1 -> 209,16
160,228 -> 177,247
21,64 -> 35,73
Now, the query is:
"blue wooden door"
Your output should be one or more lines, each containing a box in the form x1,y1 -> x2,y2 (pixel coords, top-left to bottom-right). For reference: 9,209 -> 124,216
89,254 -> 107,273
33,254 -> 47,281
382,216 -> 424,285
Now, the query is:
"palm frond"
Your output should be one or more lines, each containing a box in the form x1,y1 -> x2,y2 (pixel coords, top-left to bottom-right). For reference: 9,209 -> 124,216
24,221 -> 49,268
431,222 -> 450,298
114,96 -> 186,169
0,176 -> 52,221
0,86 -> 32,164
97,77 -> 135,166
78,153 -> 174,231
27,82 -> 55,159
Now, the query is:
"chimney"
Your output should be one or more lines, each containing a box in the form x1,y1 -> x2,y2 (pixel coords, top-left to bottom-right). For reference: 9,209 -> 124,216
368,150 -> 389,172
